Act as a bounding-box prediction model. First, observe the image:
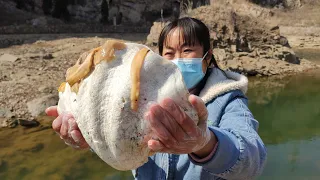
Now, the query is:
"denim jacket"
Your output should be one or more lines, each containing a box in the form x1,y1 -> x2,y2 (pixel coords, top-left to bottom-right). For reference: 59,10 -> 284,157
132,68 -> 267,179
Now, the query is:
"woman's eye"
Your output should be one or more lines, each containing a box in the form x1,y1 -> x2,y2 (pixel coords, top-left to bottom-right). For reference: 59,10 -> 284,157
184,49 -> 192,53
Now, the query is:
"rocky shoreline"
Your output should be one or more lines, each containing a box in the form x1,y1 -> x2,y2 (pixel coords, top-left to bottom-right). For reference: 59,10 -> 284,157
0,33 -> 318,128
0,1 -> 319,128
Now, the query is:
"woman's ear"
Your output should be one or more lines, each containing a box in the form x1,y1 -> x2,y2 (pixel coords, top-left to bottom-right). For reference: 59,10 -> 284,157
206,49 -> 213,60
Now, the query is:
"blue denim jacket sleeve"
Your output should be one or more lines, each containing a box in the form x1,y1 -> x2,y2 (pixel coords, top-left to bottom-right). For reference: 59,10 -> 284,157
189,90 -> 267,179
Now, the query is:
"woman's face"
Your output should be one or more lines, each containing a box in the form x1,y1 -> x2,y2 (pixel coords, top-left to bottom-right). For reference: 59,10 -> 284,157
161,28 -> 211,72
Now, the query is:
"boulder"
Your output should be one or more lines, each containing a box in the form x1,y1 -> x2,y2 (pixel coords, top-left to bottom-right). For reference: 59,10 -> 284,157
67,0 -> 179,23
146,22 -> 166,46
0,108 -> 13,128
18,119 -> 40,127
31,17 -> 47,26
0,54 -> 18,63
213,48 -> 226,62
27,94 -> 58,117
283,0 -> 301,9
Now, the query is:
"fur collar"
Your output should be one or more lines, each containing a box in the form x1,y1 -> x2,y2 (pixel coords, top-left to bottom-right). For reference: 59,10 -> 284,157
199,68 -> 248,104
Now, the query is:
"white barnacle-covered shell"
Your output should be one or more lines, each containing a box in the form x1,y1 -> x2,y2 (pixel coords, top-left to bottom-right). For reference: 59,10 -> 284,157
57,42 -> 199,170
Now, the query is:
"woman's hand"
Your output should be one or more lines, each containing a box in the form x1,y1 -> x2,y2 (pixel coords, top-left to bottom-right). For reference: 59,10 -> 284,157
45,106 -> 89,149
145,95 -> 217,157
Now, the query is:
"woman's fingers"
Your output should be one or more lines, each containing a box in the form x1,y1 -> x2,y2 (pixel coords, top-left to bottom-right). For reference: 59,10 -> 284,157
151,103 -> 186,142
145,107 -> 177,149
48,109 -> 88,150
188,95 -> 208,126
70,130 -> 89,149
147,139 -> 166,152
60,114 -> 71,139
45,106 -> 59,117
160,98 -> 197,137
69,118 -> 89,149
68,117 -> 78,132
52,115 -> 62,133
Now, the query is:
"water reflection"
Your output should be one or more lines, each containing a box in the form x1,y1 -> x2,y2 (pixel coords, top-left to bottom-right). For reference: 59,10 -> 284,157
247,69 -> 320,179
0,120 -> 132,179
258,138 -> 320,180
248,70 -> 320,144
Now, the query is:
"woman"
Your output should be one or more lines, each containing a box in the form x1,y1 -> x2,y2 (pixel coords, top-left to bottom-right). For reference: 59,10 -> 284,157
46,17 -> 267,179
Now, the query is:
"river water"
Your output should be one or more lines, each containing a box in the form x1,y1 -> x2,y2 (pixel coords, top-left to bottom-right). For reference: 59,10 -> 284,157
0,49 -> 319,180
255,49 -> 320,180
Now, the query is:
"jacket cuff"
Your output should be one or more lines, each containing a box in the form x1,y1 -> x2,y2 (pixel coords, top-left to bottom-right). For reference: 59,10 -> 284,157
189,141 -> 219,163
189,127 -> 240,174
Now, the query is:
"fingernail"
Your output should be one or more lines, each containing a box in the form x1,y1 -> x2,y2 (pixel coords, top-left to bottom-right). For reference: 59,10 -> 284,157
45,108 -> 49,114
148,141 -> 162,151
163,99 -> 174,109
68,118 -> 76,130
52,119 -> 59,128
71,131 -> 80,143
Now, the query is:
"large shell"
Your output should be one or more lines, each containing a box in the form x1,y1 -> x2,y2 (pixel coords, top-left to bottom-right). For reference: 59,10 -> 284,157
57,42 -> 199,170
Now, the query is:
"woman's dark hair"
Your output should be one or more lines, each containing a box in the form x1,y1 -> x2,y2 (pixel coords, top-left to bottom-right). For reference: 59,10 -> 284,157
158,17 -> 221,70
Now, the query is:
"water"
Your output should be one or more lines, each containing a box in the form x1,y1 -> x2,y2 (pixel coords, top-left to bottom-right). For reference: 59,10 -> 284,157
253,49 -> 320,180
248,69 -> 320,180
0,49 -> 319,179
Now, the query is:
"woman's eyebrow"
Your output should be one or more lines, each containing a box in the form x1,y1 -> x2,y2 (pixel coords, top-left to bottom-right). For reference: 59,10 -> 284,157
164,46 -> 175,50
181,43 -> 196,49
181,43 -> 188,48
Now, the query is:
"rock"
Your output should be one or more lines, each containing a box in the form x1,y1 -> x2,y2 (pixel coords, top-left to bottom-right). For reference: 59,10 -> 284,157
256,61 -> 268,69
213,48 -> 226,62
8,119 -> 18,128
67,0 -> 178,23
0,108 -> 13,118
236,52 -> 249,57
38,86 -> 55,93
27,94 -> 58,117
18,119 -> 40,127
227,59 -> 241,69
270,26 -> 280,32
231,45 -> 237,53
0,54 -> 18,63
43,53 -> 54,60
31,17 -> 47,26
244,66 -> 258,76
146,22 -> 166,46
283,0 -> 301,9
279,36 -> 289,47
249,0 -> 301,9
240,57 -> 259,76
0,108 -> 15,128
283,52 -> 300,64
0,118 -> 8,128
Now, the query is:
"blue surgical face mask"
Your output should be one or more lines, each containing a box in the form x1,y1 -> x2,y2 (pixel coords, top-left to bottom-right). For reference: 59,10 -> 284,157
172,52 -> 209,89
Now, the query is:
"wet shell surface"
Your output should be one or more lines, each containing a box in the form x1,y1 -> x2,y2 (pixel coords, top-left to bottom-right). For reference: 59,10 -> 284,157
57,41 -> 199,170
